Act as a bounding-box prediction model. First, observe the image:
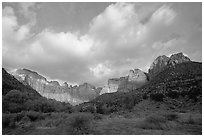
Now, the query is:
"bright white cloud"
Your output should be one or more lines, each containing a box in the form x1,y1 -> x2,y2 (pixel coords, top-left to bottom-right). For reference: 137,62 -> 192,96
90,63 -> 112,78
34,30 -> 93,57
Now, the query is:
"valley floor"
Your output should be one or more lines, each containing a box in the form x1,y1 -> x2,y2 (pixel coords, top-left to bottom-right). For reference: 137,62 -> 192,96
3,112 -> 202,135
3,100 -> 202,135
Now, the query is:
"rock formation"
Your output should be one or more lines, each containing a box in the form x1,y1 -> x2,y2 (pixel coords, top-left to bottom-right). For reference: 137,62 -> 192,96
168,52 -> 191,66
101,69 -> 148,94
148,52 -> 191,80
9,68 -> 101,105
100,85 -> 110,95
8,52 -> 191,105
108,78 -> 121,93
62,82 -> 68,87
148,55 -> 169,80
128,69 -> 148,83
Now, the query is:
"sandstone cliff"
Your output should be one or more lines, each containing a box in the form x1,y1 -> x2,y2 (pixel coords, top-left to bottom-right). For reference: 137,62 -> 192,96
9,69 -> 101,105
101,68 -> 148,94
148,52 -> 191,80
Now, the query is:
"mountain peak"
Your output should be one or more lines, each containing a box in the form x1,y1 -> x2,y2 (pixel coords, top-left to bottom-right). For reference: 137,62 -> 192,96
62,82 -> 69,87
22,68 -> 39,75
149,55 -> 169,70
128,68 -> 147,83
148,52 -> 191,80
168,52 -> 191,66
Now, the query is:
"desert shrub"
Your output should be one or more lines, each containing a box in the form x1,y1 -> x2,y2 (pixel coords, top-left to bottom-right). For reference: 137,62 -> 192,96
187,86 -> 202,101
2,114 -> 12,128
96,103 -> 107,114
38,118 -> 64,127
139,114 -> 169,130
3,90 -> 30,104
26,111 -> 46,121
2,114 -> 17,128
142,93 -> 148,99
25,98 -> 73,113
2,90 -> 30,113
64,113 -> 94,134
123,96 -> 135,110
162,113 -> 178,121
20,115 -> 31,122
145,114 -> 167,123
186,115 -> 195,124
16,115 -> 31,128
150,93 -> 164,102
166,90 -> 180,99
79,104 -> 96,113
93,113 -> 103,120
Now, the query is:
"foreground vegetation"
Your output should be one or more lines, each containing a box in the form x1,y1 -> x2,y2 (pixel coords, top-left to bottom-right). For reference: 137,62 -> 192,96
2,103 -> 202,135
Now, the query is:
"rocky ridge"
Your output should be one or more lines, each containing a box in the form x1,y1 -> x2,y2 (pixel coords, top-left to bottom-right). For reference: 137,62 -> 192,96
9,69 -> 100,105
101,68 -> 148,94
148,52 -> 191,80
101,52 -> 191,95
8,52 -> 192,105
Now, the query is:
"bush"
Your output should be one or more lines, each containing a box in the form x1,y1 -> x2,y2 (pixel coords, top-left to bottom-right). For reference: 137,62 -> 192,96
145,114 -> 167,124
166,90 -> 180,99
2,114 -> 17,129
142,93 -> 148,99
38,118 -> 64,127
26,111 -> 46,121
93,113 -> 103,120
162,113 -> 178,121
25,98 -> 73,113
186,115 -> 195,124
2,114 -> 12,128
64,113 -> 94,134
139,114 -> 169,130
3,90 -> 30,104
150,93 -> 164,102
16,116 -> 31,128
78,104 -> 96,113
3,90 -> 30,113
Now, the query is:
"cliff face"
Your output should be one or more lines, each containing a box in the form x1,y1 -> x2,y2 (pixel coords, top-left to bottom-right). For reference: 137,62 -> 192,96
101,69 -> 148,94
108,78 -> 121,93
168,52 -> 191,66
9,69 -> 101,105
128,69 -> 147,83
101,52 -> 191,95
148,55 -> 169,80
148,52 -> 191,80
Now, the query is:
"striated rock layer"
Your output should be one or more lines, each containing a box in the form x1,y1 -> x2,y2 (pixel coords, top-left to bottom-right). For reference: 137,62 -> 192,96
9,69 -> 101,105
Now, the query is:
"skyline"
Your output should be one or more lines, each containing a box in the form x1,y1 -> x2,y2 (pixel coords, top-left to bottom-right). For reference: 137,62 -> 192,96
2,2 -> 202,86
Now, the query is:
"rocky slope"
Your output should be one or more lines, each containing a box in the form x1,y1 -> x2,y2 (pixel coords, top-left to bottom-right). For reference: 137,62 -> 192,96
100,52 -> 190,95
78,61 -> 201,114
2,68 -> 41,97
148,52 -> 191,80
8,68 -> 101,105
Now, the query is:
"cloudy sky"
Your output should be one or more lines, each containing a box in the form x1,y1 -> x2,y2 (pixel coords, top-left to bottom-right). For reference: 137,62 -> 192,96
2,2 -> 202,86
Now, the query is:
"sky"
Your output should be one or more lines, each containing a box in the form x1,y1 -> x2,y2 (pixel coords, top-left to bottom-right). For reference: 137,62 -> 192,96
2,2 -> 202,86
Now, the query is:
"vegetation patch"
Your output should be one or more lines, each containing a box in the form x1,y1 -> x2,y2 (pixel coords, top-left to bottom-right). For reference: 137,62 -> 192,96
138,114 -> 171,130
63,112 -> 94,134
